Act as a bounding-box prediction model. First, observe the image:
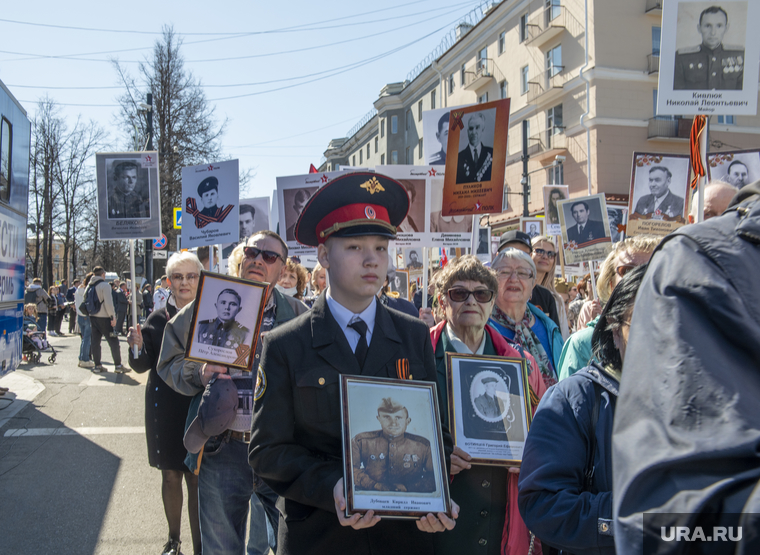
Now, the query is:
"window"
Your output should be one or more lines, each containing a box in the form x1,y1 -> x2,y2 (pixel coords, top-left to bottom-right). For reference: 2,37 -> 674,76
652,26 -> 661,56
548,104 -> 563,134
418,100 -> 423,121
547,163 -> 564,185
500,80 -> 508,99
0,118 -> 10,202
406,146 -> 412,164
547,44 -> 562,78
461,63 -> 466,86
521,66 -> 529,95
367,144 -> 370,159
448,73 -> 455,95
359,150 -> 363,164
498,31 -> 506,55
391,115 -> 398,134
381,119 -> 385,137
353,155 -> 356,166
545,0 -> 561,25
374,137 -> 379,153
381,153 -> 386,165
478,92 -> 489,104
520,14 -> 528,42
717,115 -> 735,124
431,89 -> 436,110
391,150 -> 398,164
477,46 -> 487,72
418,138 -> 423,159
406,110 -> 412,131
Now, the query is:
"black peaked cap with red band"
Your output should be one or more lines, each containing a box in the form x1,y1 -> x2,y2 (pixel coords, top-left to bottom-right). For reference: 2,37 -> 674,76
294,172 -> 410,247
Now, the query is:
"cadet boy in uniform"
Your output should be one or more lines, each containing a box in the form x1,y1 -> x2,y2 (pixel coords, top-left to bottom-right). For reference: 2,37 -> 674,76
196,288 -> 249,348
249,173 -> 458,555
352,398 -> 435,493
674,6 -> 744,90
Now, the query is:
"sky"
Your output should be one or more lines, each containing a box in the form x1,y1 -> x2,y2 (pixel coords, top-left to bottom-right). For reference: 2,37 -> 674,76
0,0 -> 485,201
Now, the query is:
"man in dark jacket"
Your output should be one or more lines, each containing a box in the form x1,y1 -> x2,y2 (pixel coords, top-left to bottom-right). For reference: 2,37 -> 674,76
613,181 -> 760,554
114,282 -> 129,336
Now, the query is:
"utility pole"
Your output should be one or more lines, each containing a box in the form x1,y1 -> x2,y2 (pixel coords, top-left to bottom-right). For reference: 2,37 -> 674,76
144,93 -> 154,287
521,120 -> 530,217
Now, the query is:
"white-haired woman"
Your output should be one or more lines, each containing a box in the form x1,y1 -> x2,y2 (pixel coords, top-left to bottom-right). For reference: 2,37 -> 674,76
127,252 -> 203,555
530,235 -> 570,340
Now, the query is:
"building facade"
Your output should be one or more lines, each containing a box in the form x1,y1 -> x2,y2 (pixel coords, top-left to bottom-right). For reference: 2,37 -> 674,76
320,0 -> 760,232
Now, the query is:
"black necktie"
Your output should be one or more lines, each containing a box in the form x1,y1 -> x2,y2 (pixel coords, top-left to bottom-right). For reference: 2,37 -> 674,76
349,319 -> 369,368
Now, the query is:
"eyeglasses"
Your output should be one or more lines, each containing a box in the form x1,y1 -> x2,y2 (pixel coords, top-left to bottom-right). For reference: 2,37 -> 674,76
243,247 -> 283,264
496,268 -> 534,281
447,288 -> 495,303
615,264 -> 636,278
170,273 -> 199,283
533,248 -> 556,259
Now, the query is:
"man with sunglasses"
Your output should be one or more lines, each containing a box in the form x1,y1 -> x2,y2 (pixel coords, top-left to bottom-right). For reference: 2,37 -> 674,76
158,228 -> 309,555
249,173 -> 458,555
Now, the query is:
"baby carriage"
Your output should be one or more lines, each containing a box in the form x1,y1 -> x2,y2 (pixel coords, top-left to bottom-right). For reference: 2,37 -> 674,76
23,317 -> 57,364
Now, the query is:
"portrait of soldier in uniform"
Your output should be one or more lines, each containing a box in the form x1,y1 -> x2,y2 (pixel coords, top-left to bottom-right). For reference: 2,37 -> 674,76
463,369 -> 524,443
285,188 -> 312,242
633,166 -> 685,219
724,159 -> 750,188
473,377 -> 506,418
428,112 -> 449,166
107,161 -> 150,219
455,112 -> 494,184
186,176 -> 234,229
351,397 -> 435,493
406,249 -> 423,269
196,288 -> 250,350
674,5 -> 744,90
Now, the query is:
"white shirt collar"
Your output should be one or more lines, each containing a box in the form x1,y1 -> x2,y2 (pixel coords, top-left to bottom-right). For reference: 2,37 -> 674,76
326,288 -> 377,347
446,322 -> 486,355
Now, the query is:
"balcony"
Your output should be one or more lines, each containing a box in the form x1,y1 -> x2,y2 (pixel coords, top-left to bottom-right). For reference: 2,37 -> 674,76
647,53 -> 660,74
647,117 -> 692,140
463,58 -> 497,91
525,5 -> 566,48
529,128 -> 568,161
645,0 -> 662,14
527,68 -> 565,104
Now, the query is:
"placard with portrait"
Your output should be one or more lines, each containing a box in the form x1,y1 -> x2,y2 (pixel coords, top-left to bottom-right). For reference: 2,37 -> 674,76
557,193 -> 614,264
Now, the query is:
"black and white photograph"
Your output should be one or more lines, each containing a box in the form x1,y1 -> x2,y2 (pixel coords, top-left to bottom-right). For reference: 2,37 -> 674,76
340,375 -> 450,518
404,248 -> 424,270
708,149 -> 760,189
520,217 -> 544,239
446,354 -> 531,466
390,269 -> 409,301
627,152 -> 690,236
607,206 -> 629,243
474,226 -> 491,263
185,272 -> 268,371
430,179 -> 472,233
96,151 -> 162,240
557,193 -> 613,264
455,108 -> 497,185
543,185 -> 569,236
657,0 -> 759,116
398,179 -> 427,234
222,196 -> 271,259
422,104 -> 469,166
181,159 -> 240,248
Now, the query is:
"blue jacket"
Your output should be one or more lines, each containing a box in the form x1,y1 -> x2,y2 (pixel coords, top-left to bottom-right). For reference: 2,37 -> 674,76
528,302 -> 564,371
518,364 -> 618,555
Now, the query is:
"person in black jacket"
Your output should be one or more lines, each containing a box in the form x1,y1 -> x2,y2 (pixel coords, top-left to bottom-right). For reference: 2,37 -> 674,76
142,284 -> 154,318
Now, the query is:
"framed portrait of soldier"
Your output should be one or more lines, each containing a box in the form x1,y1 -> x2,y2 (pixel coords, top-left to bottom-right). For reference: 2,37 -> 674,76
520,217 -> 544,240
446,354 -> 532,466
542,185 -> 569,236
442,99 -> 510,216
340,375 -> 451,519
708,149 -> 760,189
390,269 -> 410,301
657,0 -> 759,116
96,152 -> 162,240
181,160 -> 240,248
557,193 -> 613,264
627,152 -> 690,237
184,271 -> 269,371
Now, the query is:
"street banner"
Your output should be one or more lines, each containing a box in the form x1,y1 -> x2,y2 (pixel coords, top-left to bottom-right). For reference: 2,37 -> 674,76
221,196 -> 271,259
520,217 -> 544,240
378,165 -> 472,249
657,0 -> 759,116
627,152 -> 690,236
557,193 -> 613,264
707,148 -> 760,189
96,152 -> 162,240
422,104 -> 470,166
277,170 -> 347,258
442,98 -> 510,216
181,159 -> 239,248
542,185 -> 569,236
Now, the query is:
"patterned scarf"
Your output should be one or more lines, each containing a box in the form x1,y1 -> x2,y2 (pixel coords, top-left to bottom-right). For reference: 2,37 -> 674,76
492,306 -> 557,389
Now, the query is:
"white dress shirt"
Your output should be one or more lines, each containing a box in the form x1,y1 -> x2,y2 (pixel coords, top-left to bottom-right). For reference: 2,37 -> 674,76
326,289 -> 377,353
446,322 -> 486,355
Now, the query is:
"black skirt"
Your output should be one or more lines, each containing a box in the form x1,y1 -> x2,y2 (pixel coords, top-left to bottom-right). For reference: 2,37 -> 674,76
144,367 -> 193,471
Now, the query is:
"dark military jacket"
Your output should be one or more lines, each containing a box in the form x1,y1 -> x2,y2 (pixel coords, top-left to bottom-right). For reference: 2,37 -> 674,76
351,430 -> 435,492
673,44 -> 744,90
107,189 -> 149,219
456,143 -> 494,184
200,205 -> 219,218
473,393 -> 505,419
196,317 -> 249,349
429,149 -> 446,165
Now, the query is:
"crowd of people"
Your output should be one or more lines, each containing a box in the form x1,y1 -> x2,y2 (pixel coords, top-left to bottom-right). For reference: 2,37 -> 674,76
19,175 -> 757,554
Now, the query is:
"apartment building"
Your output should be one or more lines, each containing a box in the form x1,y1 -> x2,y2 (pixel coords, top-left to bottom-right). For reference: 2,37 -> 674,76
319,0 -> 760,232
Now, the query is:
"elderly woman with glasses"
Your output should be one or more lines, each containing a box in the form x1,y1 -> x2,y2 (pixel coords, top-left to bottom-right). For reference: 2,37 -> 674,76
489,248 -> 564,389
429,255 -> 548,555
557,235 -> 660,381
127,251 -> 204,555
531,236 -> 570,340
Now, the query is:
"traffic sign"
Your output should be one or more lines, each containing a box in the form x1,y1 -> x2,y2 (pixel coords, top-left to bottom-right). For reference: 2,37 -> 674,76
173,207 -> 182,229
153,251 -> 168,259
153,234 -> 167,250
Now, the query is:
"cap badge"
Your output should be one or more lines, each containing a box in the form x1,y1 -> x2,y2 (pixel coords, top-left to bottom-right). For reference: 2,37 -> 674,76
360,177 -> 385,195
365,206 -> 376,219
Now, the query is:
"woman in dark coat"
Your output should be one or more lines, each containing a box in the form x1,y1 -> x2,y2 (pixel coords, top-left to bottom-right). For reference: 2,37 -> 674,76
127,252 -> 203,555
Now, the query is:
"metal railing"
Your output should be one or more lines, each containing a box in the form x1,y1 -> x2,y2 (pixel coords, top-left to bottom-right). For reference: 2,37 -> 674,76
647,117 -> 692,139
647,53 -> 660,74
527,67 -> 565,103
463,58 -> 498,89
345,109 -> 378,140
530,127 -> 567,152
525,5 -> 566,43
645,0 -> 663,13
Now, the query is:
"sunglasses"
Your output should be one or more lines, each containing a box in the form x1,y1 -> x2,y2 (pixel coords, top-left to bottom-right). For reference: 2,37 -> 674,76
534,248 -> 556,259
615,264 -> 636,278
243,247 -> 283,264
447,288 -> 495,303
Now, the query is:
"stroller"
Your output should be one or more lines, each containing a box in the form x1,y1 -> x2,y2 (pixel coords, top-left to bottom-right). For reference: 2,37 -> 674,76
23,317 -> 57,364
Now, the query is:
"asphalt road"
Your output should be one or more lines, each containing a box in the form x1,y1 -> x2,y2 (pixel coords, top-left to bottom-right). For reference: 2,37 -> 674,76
0,329 -> 252,555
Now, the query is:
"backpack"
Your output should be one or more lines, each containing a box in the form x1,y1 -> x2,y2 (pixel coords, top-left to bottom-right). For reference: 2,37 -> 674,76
24,289 -> 39,305
84,285 -> 102,315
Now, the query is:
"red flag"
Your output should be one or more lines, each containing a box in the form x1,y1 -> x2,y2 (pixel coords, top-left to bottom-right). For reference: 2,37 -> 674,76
309,164 -> 319,174
441,249 -> 448,267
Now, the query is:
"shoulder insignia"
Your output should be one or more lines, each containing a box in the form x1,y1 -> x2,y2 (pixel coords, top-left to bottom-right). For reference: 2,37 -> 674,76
354,430 -> 383,441
723,45 -> 744,53
676,46 -> 701,55
254,365 -> 267,401
405,432 -> 431,447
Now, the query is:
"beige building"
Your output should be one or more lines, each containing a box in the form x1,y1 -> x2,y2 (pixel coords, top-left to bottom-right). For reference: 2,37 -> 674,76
320,0 -> 759,232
